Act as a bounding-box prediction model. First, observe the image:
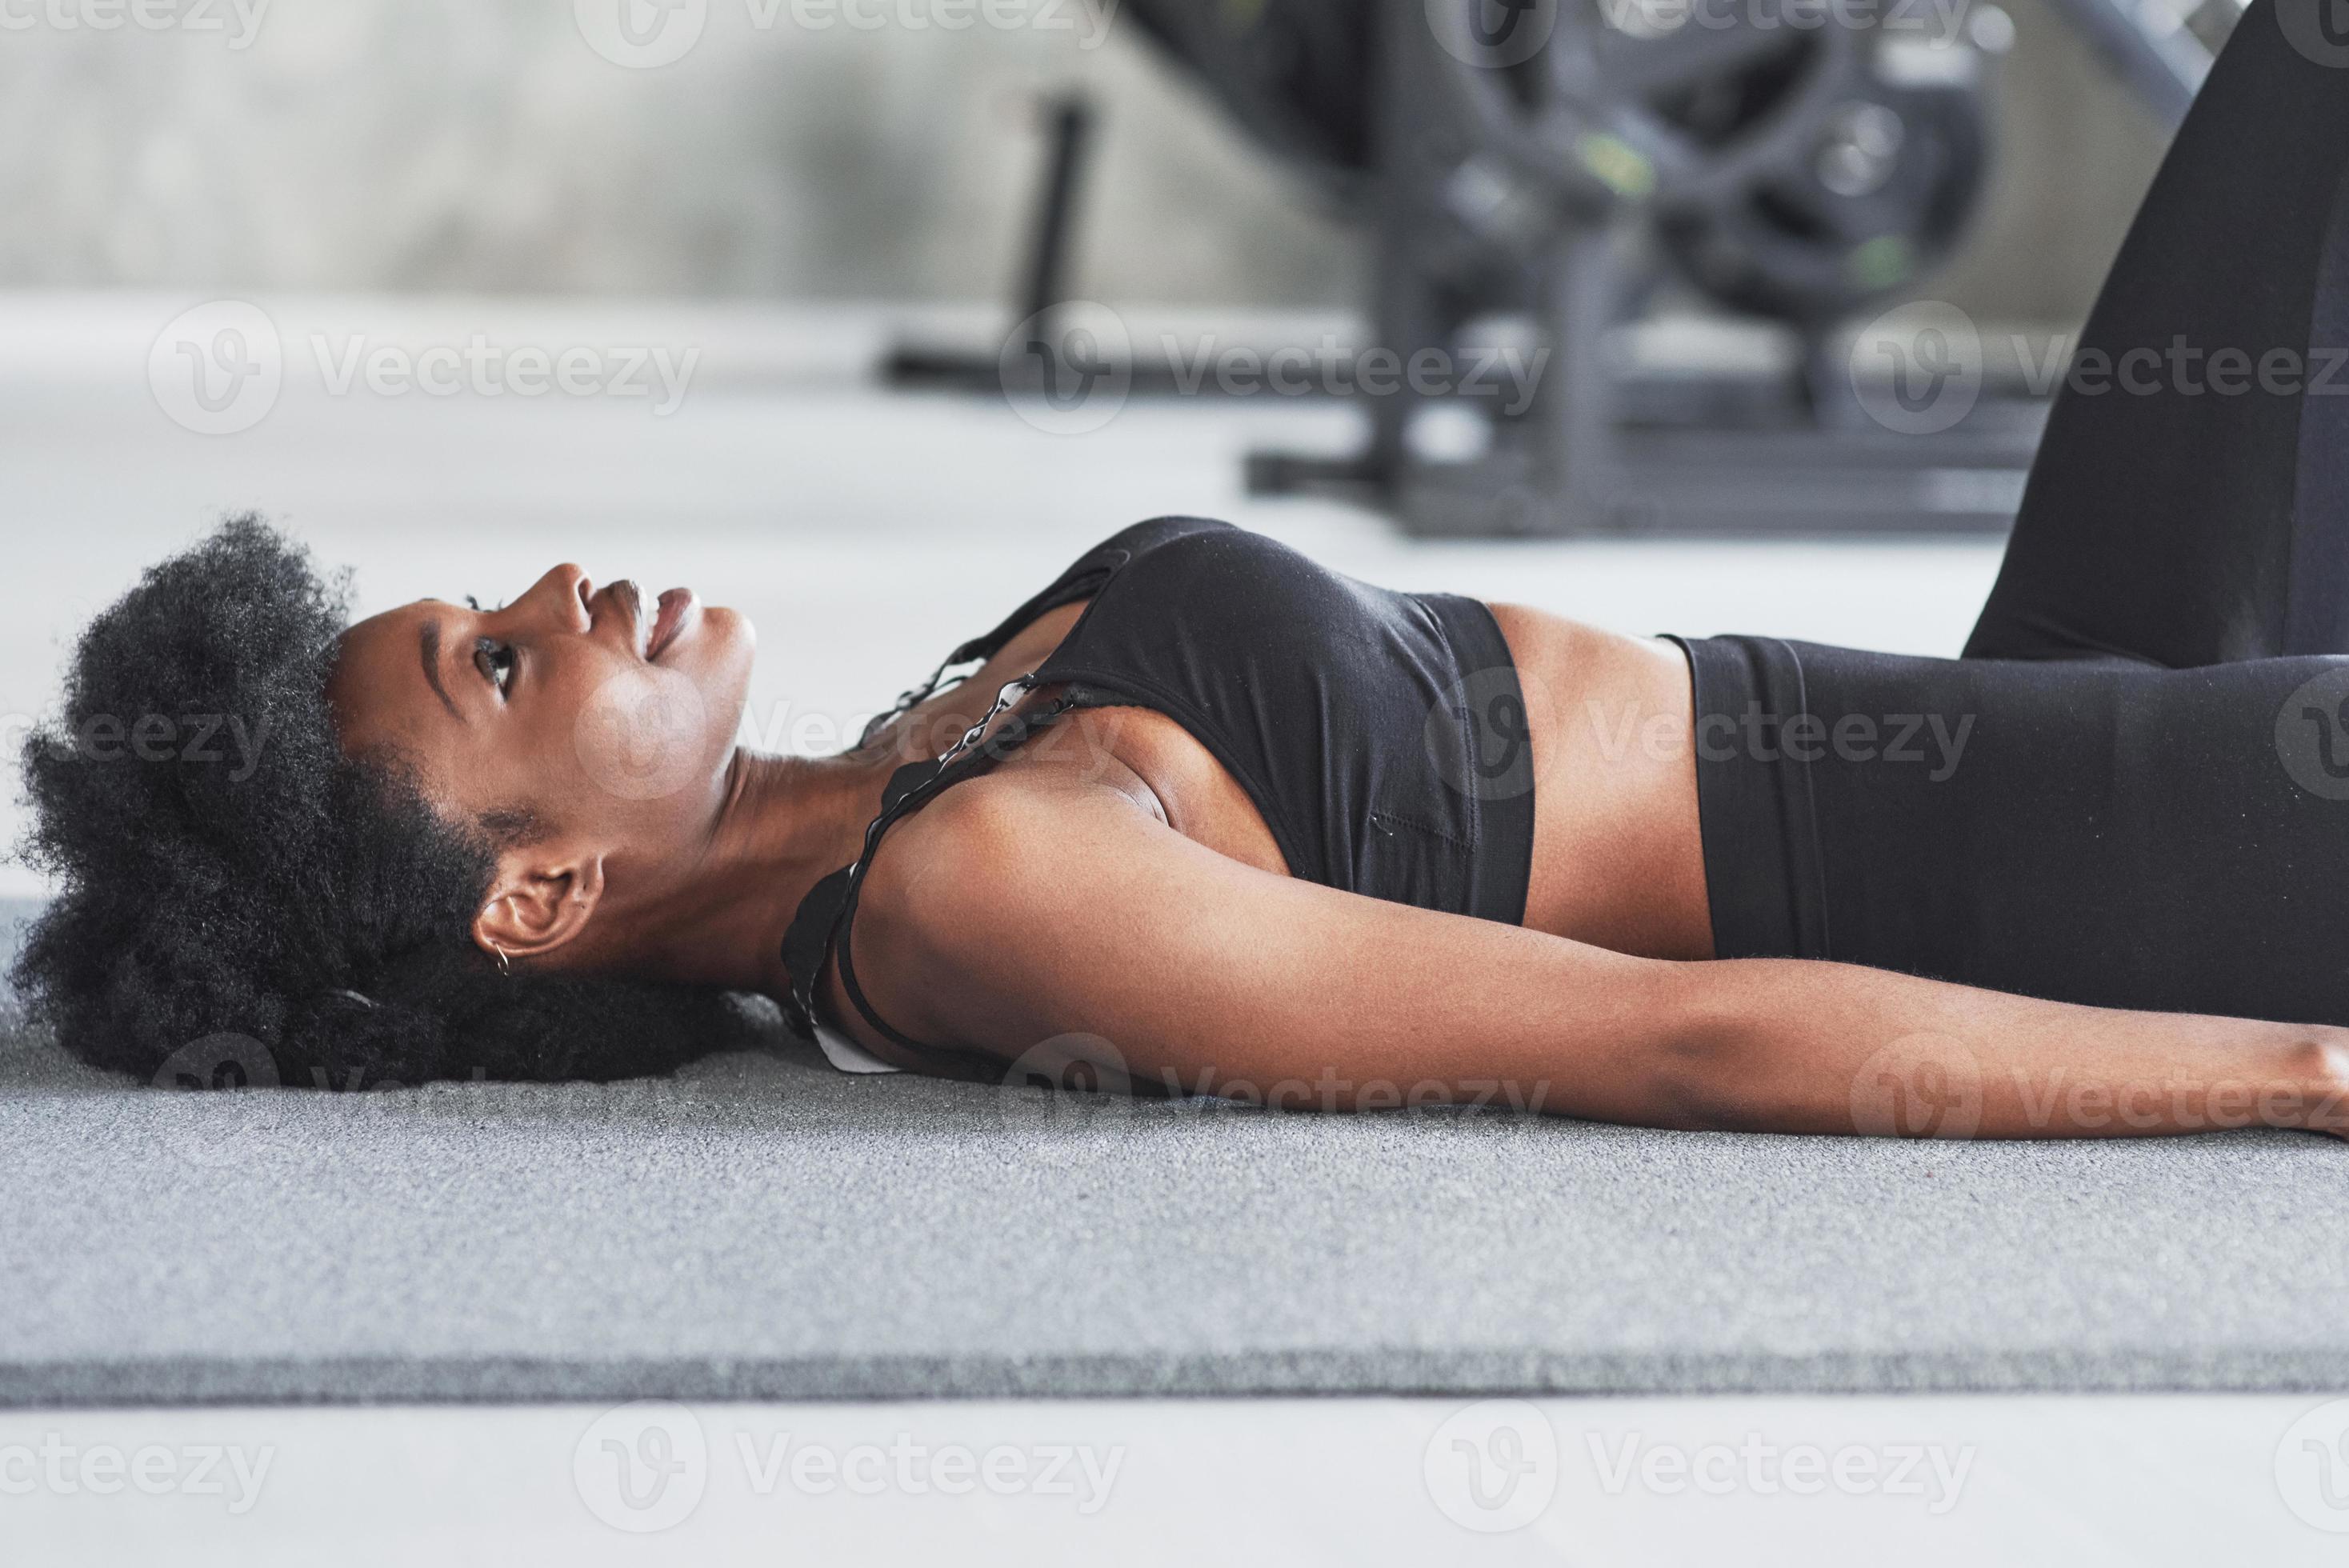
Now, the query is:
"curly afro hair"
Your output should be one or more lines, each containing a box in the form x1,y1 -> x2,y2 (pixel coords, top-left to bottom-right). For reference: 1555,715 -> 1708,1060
10,515 -> 758,1088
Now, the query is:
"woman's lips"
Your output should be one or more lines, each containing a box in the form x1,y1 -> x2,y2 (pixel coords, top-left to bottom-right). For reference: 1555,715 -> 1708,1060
646,588 -> 698,662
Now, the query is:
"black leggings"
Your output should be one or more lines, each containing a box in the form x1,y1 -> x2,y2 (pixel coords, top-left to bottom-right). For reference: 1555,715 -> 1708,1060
1678,0 -> 2349,1025
1966,0 -> 2349,666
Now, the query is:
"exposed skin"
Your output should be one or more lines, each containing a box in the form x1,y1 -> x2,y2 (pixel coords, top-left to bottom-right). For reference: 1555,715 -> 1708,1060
327,559 -> 2349,1139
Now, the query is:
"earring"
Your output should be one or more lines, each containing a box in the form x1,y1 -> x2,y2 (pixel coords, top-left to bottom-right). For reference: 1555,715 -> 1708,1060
489,940 -> 512,976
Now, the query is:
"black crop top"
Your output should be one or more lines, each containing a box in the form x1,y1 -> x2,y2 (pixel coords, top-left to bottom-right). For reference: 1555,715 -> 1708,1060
778,516 -> 1537,1075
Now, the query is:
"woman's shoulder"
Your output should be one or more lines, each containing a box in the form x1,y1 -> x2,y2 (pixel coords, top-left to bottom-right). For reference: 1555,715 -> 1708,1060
864,742 -> 1130,914
827,762 -> 1130,1054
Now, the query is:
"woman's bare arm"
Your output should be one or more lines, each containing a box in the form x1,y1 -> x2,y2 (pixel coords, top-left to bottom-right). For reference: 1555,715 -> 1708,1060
846,779 -> 2349,1138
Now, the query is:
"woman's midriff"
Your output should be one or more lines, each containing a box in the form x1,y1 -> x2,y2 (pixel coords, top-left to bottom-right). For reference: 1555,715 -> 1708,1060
1484,603 -> 1715,958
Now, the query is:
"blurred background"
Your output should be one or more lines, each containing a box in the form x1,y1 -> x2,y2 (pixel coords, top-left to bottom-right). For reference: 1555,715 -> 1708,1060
0,0 -> 2159,306
0,0 -> 2219,900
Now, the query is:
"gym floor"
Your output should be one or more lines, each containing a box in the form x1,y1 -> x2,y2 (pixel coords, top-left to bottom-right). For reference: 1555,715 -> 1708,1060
6,295 -> 2345,1562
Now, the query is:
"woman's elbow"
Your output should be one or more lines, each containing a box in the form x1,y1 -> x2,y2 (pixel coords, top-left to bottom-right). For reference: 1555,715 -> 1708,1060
1621,963 -> 1797,1133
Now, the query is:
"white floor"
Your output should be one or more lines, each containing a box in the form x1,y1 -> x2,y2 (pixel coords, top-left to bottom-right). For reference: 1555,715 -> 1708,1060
10,1394 -> 2349,1564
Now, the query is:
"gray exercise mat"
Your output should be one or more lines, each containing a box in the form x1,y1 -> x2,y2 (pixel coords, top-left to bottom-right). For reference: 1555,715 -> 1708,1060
2,896 -> 2344,1406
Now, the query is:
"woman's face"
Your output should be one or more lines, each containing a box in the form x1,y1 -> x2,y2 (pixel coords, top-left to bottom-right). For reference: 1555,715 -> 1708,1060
326,562 -> 755,955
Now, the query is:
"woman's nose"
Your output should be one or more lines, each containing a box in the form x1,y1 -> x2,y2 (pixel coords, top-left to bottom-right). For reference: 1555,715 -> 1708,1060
522,563 -> 594,632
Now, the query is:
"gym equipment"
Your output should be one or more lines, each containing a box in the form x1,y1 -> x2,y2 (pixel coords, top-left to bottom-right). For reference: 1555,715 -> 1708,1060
1654,40 -> 1991,325
1231,0 -> 2019,534
890,0 -> 2234,534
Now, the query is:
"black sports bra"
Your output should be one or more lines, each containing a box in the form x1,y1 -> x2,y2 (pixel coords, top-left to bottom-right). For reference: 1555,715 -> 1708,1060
778,516 -> 1536,1075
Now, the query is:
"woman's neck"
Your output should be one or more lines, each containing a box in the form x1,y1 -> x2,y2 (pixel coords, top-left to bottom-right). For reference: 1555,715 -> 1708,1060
597,746 -> 895,1002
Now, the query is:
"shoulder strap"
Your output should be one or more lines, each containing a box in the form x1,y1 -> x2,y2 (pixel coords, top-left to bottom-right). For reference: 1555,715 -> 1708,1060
780,692 -> 1082,1074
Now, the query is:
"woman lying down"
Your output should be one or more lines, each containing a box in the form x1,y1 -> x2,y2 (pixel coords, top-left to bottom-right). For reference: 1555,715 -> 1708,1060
16,495 -> 2349,1138
17,4 -> 2349,1141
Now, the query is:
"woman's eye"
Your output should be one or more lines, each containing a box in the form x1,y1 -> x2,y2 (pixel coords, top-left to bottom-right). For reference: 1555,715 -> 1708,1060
474,638 -> 517,695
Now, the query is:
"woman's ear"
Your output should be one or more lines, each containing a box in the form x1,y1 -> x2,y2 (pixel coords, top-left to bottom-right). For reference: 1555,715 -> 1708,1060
471,848 -> 608,965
